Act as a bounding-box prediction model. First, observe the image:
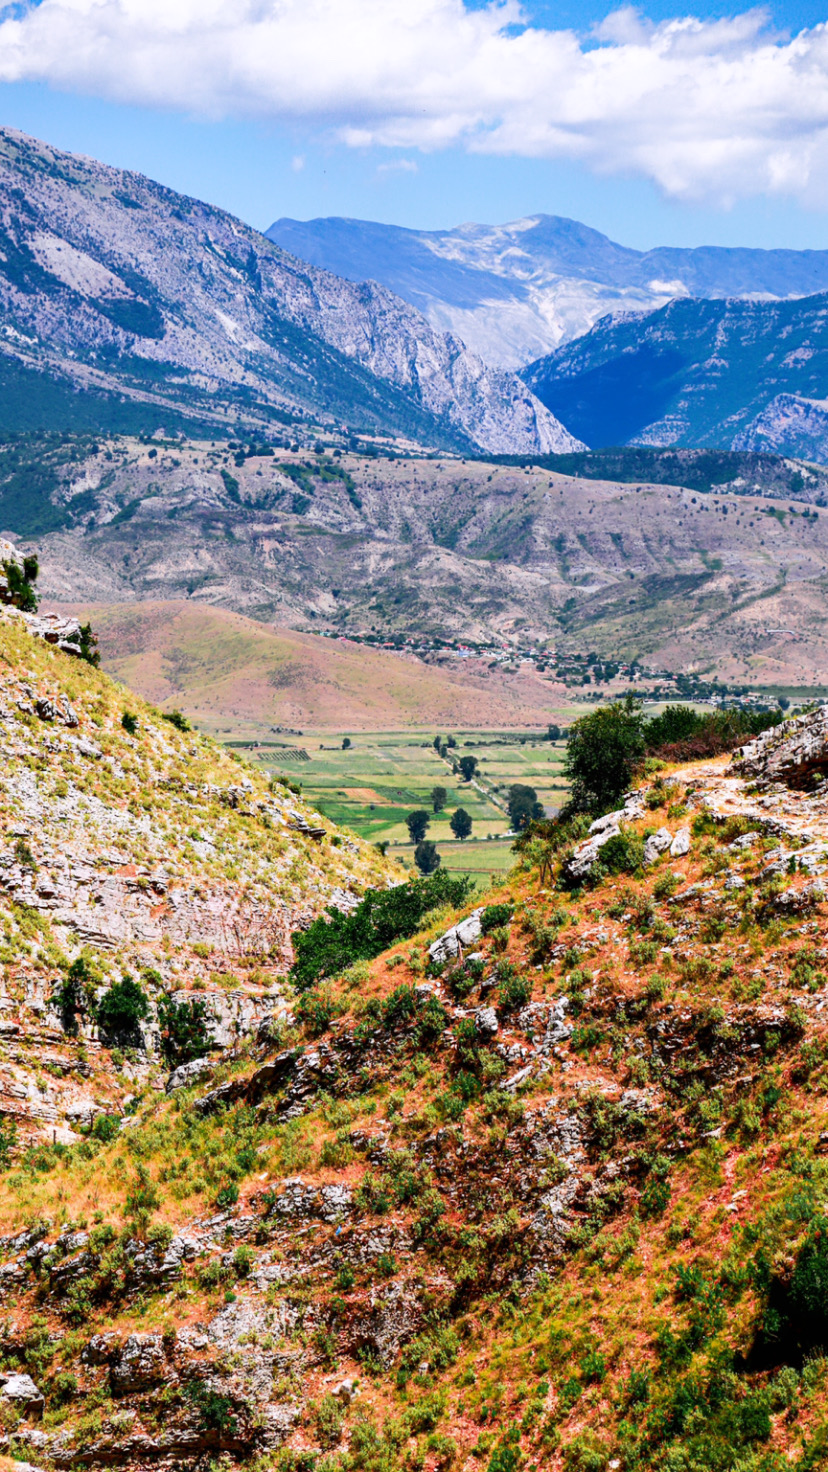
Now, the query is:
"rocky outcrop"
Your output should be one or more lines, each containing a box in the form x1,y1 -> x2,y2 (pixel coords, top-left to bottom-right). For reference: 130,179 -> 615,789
734,706 -> 828,789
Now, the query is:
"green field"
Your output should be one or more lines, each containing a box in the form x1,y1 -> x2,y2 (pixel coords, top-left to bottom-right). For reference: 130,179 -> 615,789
244,729 -> 569,883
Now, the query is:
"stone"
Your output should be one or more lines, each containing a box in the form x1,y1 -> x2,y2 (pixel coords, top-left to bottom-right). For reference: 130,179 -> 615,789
734,706 -> 828,789
670,827 -> 691,857
166,1056 -> 214,1093
109,1333 -> 166,1392
1,1373 -> 44,1417
643,828 -> 673,865
563,824 -> 620,884
331,1378 -> 359,1406
428,908 -> 484,965
474,1006 -> 499,1037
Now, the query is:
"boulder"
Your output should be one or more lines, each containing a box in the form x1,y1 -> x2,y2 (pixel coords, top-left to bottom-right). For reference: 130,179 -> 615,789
428,908 -> 483,966
166,1056 -> 214,1093
474,1006 -> 499,1038
643,828 -> 673,865
734,707 -> 828,789
670,828 -> 691,857
1,1373 -> 44,1418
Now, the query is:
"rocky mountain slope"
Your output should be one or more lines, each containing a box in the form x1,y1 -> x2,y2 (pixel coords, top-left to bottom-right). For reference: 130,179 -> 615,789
0,590 -> 392,1143
2,647 -> 828,1467
522,293 -> 828,458
18,432 -> 828,685
0,128 -> 577,457
266,213 -> 828,369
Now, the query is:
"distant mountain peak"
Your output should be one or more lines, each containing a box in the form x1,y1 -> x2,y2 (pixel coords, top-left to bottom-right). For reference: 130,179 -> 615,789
266,213 -> 828,370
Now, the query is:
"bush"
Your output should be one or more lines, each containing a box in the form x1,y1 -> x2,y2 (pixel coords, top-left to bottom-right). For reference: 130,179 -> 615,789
595,830 -> 644,877
157,995 -> 214,1064
644,704 -> 781,762
121,711 -> 138,735
481,903 -> 513,933
92,1114 -> 120,1143
162,709 -> 191,732
291,871 -> 472,989
497,966 -> 531,1012
96,975 -> 150,1045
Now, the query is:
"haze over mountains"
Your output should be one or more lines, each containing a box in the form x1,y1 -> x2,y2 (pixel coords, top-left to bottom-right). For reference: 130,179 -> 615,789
266,213 -> 828,370
0,128 -> 577,456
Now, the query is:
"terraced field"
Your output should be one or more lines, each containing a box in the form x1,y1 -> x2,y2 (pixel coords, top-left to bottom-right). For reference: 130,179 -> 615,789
245,729 -> 570,881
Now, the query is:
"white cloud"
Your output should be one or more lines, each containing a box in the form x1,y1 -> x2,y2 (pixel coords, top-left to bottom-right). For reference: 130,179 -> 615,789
376,158 -> 419,176
2,0 -> 828,204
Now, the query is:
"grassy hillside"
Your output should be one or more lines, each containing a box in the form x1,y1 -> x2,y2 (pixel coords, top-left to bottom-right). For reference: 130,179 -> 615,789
59,600 -> 573,736
0,701 -> 827,1468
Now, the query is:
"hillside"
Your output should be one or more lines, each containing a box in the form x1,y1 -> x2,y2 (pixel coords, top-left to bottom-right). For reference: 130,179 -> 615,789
0,128 -> 577,457
0,655 -> 828,1467
56,601 -> 573,736
0,593 -> 393,1138
266,212 -> 828,369
20,432 -> 828,685
522,293 -> 828,458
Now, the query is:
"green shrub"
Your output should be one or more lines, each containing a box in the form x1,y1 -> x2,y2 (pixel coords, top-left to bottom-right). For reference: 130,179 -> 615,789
481,904 -> 514,934
291,871 -> 472,989
162,709 -> 191,731
497,966 -> 531,1012
97,975 -> 150,1045
157,995 -> 214,1065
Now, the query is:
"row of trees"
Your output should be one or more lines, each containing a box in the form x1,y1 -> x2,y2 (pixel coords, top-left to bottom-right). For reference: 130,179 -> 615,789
407,807 -> 473,843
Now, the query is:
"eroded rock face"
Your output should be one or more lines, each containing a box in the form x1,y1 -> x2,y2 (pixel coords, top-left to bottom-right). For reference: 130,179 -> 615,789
734,707 -> 828,789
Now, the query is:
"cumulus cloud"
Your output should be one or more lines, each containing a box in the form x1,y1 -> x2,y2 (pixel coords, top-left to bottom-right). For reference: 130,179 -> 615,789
2,0 -> 828,204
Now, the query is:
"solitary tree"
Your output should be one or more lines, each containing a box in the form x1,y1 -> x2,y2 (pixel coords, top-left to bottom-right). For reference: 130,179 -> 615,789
96,975 -> 150,1046
458,755 -> 478,782
414,840 -> 441,875
508,784 -> 544,831
406,809 -> 431,844
564,696 -> 645,813
431,785 -> 448,813
342,737 -> 352,750
450,807 -> 473,840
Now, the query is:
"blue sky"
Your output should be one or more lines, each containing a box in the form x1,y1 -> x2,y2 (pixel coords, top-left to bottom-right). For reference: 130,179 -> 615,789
0,1 -> 827,249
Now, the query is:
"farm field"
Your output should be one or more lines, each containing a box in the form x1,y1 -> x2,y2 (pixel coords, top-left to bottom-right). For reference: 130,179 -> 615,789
243,729 -> 569,881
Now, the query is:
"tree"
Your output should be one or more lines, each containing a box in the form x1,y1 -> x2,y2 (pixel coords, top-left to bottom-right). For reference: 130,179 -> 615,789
508,784 -> 545,831
547,724 -> 561,741
78,622 -> 100,668
97,975 -> 150,1046
564,696 -> 645,813
121,712 -> 138,735
450,807 -> 472,840
54,955 -> 100,1036
431,785 -> 448,813
342,737 -> 351,749
433,735 -> 443,752
414,840 -> 441,875
157,996 -> 214,1066
406,809 -> 431,844
458,756 -> 478,782
446,735 -> 457,749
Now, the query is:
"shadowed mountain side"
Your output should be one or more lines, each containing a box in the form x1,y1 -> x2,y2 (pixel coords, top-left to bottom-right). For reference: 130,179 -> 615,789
55,601 -> 569,734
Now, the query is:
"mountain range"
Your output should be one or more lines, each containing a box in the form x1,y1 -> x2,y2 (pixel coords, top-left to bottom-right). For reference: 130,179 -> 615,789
266,212 -> 828,369
21,432 -> 828,688
522,294 -> 828,457
0,128 -> 577,457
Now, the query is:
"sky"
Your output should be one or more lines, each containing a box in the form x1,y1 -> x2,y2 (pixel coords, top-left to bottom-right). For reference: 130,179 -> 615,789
0,1 -> 828,250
